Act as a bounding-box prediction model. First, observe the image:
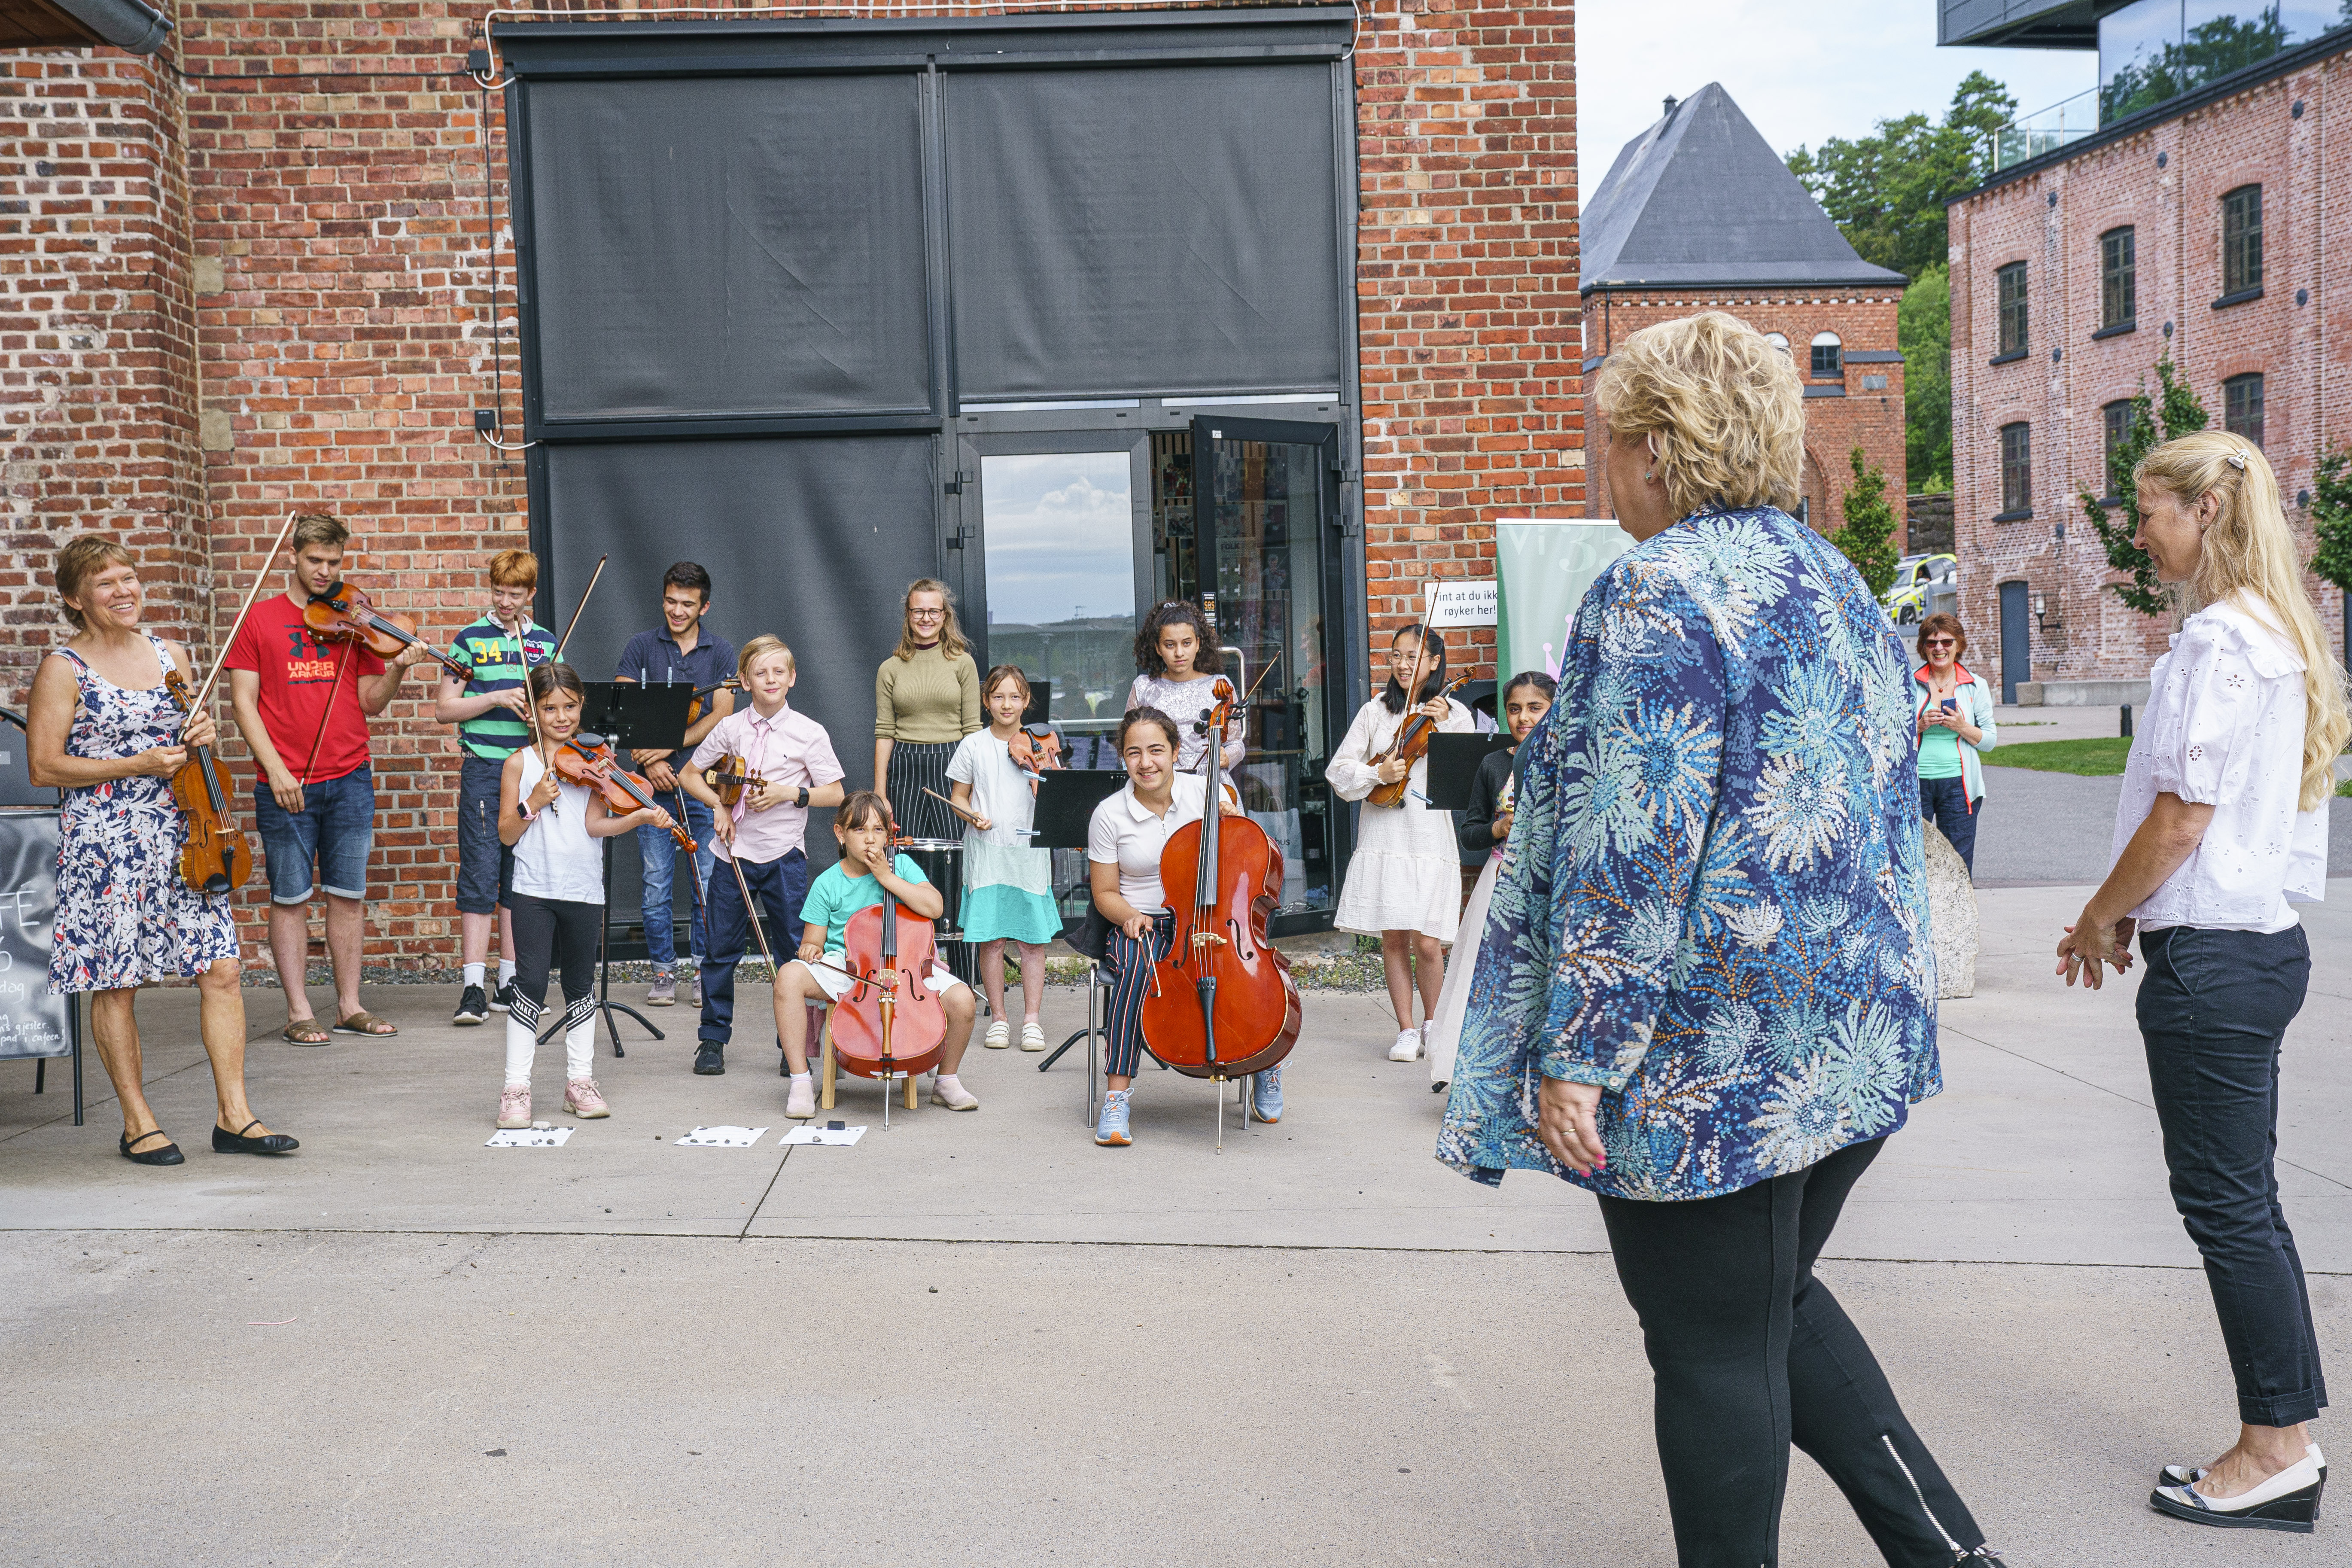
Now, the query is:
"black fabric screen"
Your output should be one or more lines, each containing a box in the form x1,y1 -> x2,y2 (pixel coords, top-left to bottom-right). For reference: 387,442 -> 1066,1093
946,64 -> 1343,399
524,76 -> 931,422
544,434 -> 936,876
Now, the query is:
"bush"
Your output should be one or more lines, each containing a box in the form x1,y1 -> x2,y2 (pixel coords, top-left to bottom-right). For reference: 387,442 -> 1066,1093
1832,447 -> 1902,600
2080,356 -> 2207,618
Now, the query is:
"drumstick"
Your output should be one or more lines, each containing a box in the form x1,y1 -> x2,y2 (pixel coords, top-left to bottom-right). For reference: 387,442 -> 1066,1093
189,508 -> 302,713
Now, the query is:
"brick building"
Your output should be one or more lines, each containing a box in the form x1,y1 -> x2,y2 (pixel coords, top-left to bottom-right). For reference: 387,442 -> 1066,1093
1944,2 -> 2351,702
1577,83 -> 1907,524
0,0 -> 1579,964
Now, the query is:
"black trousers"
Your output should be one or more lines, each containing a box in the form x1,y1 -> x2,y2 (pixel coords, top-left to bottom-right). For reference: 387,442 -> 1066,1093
1598,1138 -> 1986,1568
2137,923 -> 2325,1428
507,892 -> 598,1031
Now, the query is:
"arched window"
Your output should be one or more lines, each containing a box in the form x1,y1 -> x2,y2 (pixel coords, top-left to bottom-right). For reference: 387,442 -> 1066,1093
1764,332 -> 1790,353
1810,331 -> 1842,378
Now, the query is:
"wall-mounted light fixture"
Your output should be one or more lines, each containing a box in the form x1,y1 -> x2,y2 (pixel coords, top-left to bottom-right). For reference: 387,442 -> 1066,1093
2032,593 -> 2048,632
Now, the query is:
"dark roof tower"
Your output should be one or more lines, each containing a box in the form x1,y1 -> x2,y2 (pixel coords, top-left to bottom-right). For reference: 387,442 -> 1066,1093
1580,82 -> 1908,293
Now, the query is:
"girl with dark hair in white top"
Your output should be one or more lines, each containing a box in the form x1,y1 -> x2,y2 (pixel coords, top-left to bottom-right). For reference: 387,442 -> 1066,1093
494,662 -> 674,1130
2056,433 -> 2348,1534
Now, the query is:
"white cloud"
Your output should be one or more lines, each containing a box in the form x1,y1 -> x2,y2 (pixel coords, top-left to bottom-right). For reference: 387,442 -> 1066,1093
1579,0 -> 2097,203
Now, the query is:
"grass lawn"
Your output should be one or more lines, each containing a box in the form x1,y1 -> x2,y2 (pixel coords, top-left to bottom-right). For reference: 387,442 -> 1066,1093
1980,736 -> 2133,776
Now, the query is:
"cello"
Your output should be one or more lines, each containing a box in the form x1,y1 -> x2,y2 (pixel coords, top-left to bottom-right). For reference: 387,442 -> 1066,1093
822,832 -> 949,1125
1136,677 -> 1302,1146
159,669 -> 253,895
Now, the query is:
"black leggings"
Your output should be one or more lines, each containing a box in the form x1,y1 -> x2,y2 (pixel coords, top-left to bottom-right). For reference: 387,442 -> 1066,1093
1597,1138 -> 1987,1567
508,893 -> 599,1034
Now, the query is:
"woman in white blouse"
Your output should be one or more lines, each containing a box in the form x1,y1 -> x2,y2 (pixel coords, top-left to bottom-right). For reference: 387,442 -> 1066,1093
2056,433 -> 2349,1535
1327,623 -> 1473,1063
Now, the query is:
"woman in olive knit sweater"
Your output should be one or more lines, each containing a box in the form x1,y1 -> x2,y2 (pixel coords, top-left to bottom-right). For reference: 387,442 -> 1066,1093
873,578 -> 982,841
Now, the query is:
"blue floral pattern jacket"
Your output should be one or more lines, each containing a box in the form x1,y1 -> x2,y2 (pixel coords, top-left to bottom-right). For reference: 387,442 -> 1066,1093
1436,505 -> 1940,1200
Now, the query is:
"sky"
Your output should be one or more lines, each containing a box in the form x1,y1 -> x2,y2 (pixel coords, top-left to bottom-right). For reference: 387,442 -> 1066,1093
1578,0 -> 2100,202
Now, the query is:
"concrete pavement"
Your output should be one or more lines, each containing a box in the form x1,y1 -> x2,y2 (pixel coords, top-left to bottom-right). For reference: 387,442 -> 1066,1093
3,883 -> 2347,1564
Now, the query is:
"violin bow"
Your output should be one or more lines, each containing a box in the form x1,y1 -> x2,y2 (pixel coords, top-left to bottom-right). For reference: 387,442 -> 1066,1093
551,553 -> 606,666
189,508 -> 301,717
1385,596 -> 1433,770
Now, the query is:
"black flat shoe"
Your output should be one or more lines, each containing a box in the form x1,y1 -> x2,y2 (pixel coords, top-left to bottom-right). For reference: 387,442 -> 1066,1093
694,1045 -> 726,1076
119,1129 -> 183,1166
212,1120 -> 299,1155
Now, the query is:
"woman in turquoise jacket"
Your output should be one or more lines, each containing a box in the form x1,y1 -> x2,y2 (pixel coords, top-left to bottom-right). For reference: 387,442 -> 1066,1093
1912,612 -> 1998,874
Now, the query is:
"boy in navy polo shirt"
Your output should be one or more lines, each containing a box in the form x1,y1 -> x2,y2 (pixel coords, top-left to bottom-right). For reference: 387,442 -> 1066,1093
615,562 -> 735,1009
434,548 -> 557,1024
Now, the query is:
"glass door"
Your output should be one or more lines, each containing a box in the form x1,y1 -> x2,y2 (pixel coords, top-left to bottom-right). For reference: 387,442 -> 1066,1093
1159,416 -> 1343,926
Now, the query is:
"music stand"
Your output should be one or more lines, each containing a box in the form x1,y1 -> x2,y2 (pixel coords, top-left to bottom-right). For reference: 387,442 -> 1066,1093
1423,733 -> 1512,812
1030,769 -> 1130,1079
536,681 -> 701,1059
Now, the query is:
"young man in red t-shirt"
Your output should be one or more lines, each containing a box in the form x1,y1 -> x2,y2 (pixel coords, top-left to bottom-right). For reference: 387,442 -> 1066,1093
226,512 -> 432,1042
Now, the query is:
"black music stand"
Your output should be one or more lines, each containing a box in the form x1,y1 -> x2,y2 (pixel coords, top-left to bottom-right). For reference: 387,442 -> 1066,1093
1029,769 -> 1131,1075
536,682 -> 700,1059
1424,732 -> 1512,812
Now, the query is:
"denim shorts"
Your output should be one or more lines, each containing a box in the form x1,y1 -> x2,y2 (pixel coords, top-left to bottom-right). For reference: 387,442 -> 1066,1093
456,752 -> 516,915
253,764 -> 375,904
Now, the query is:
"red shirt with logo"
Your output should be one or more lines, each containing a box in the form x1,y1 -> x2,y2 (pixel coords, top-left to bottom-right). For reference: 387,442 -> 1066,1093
224,593 -> 385,784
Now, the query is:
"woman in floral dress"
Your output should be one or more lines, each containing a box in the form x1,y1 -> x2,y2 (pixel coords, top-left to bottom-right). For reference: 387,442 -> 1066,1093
1438,314 -> 2002,1566
27,537 -> 294,1166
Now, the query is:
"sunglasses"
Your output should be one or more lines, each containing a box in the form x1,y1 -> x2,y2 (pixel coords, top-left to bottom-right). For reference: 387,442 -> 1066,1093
1922,639 -> 1957,649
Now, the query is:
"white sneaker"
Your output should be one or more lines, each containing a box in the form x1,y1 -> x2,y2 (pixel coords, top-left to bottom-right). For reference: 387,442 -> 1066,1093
983,1019 -> 1012,1049
785,1077 -> 816,1120
1020,1021 -> 1048,1052
1387,1028 -> 1424,1062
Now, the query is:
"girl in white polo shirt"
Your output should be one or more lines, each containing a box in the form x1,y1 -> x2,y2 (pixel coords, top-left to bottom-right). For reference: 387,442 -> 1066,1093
1084,706 -> 1249,1147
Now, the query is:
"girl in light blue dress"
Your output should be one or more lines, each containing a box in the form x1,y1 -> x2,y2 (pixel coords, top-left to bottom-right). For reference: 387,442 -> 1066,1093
947,665 -> 1063,1050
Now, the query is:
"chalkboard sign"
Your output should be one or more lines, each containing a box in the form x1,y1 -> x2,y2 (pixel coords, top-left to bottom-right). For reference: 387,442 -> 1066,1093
0,810 -> 72,1060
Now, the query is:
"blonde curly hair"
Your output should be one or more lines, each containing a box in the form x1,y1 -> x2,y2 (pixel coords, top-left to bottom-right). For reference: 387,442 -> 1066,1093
2134,430 -> 2350,813
1592,311 -> 1806,522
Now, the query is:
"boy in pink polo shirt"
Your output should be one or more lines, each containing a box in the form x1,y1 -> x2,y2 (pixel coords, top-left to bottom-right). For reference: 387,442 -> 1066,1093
679,635 -> 845,1076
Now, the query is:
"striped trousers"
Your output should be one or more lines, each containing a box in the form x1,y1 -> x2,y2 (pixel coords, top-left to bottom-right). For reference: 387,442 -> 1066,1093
885,740 -> 958,841
1102,910 -> 1175,1078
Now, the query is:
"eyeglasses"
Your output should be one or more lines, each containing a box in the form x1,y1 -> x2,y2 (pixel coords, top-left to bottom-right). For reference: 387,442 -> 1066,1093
909,608 -> 945,620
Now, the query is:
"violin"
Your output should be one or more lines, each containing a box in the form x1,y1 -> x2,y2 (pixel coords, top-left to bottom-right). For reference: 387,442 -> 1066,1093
700,754 -> 768,809
1007,722 -> 1064,795
824,834 -> 949,1111
685,676 -> 740,729
303,580 -> 469,677
159,670 -> 253,895
1366,673 -> 1474,808
1137,678 -> 1301,1114
549,731 -> 697,851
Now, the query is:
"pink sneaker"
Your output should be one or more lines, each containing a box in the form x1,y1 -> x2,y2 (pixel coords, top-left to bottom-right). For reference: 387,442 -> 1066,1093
496,1086 -> 531,1129
565,1078 -> 610,1119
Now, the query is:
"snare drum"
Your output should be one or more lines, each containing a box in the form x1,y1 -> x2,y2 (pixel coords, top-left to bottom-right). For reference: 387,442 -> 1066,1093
898,838 -> 964,937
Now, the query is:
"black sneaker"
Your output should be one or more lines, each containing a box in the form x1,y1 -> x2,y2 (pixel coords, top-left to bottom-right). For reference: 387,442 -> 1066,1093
490,981 -> 515,1014
693,1044 -> 726,1076
452,984 -> 489,1026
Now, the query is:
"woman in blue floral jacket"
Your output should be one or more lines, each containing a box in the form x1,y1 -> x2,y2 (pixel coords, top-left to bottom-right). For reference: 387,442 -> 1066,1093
1439,314 -> 2002,1567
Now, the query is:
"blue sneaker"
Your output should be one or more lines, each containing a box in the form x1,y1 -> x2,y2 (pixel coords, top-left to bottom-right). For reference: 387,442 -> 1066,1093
1095,1089 -> 1132,1147
1251,1063 -> 1284,1124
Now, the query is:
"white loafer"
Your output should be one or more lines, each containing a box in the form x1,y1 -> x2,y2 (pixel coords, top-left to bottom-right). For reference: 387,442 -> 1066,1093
2150,1452 -> 2323,1534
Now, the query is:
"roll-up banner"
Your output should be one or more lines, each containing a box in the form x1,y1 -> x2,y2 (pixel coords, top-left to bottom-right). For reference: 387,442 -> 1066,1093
0,811 -> 71,1061
1494,519 -> 1631,682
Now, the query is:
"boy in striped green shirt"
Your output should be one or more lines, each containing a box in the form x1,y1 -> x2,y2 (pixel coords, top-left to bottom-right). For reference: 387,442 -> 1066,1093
434,548 -> 558,1024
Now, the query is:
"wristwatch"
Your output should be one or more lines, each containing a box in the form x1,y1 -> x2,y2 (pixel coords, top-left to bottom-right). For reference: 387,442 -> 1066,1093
796,786 -> 809,809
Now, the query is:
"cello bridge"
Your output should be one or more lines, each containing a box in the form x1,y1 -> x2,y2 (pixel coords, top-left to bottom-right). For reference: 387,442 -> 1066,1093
1190,932 -> 1229,952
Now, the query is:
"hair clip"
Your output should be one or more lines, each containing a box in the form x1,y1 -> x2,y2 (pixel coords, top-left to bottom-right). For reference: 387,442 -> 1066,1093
2224,451 -> 2248,471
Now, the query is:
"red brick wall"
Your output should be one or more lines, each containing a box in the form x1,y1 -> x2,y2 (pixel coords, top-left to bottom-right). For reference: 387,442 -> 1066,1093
1,0 -> 1578,966
1950,48 -> 2351,686
1579,289 -> 1905,529
1356,0 -> 1582,676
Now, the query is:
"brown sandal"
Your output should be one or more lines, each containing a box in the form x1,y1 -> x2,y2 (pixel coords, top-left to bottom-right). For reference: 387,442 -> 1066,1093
332,1011 -> 398,1037
281,1019 -> 331,1046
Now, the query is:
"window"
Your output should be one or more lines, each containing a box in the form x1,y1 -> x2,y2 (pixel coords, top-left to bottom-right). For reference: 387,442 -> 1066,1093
1999,422 -> 2032,515
1764,332 -> 1790,353
2223,184 -> 2263,296
1996,262 -> 2028,357
1809,331 -> 1842,378
2100,227 -> 2136,329
2224,372 -> 2266,446
2101,399 -> 2137,496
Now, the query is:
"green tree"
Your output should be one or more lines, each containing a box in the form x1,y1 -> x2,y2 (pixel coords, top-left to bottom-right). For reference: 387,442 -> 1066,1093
1899,264 -> 1951,490
2309,442 -> 2352,610
1833,447 -> 1902,600
2080,356 -> 2209,617
1784,72 -> 2015,281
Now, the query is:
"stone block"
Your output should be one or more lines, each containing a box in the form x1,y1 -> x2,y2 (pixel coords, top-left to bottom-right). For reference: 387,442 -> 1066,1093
1924,824 -> 1978,1000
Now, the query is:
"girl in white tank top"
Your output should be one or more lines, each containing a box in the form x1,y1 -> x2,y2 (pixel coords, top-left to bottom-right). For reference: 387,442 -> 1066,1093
493,664 -> 678,1130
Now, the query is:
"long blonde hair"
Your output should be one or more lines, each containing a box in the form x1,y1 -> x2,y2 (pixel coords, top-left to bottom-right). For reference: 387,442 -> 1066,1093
1591,311 -> 1806,522
893,578 -> 968,663
2136,431 -> 2350,811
